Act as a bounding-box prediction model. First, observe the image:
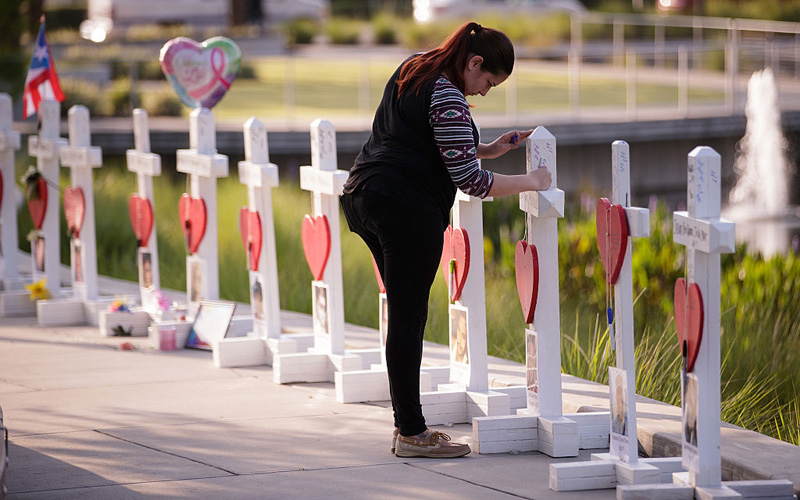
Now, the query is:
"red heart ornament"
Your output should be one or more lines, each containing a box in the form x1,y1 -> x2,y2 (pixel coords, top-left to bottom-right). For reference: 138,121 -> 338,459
178,194 -> 207,254
301,214 -> 331,281
26,177 -> 48,230
596,197 -> 629,285
440,225 -> 470,302
674,278 -> 704,373
372,255 -> 385,294
63,187 -> 85,238
129,194 -> 155,248
515,240 -> 539,324
239,208 -> 263,272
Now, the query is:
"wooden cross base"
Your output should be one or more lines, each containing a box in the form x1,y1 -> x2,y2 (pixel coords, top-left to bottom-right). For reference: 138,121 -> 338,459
550,452 -> 683,492
271,350 -> 373,384
421,387 -> 511,427
0,291 -> 37,317
473,412 -> 611,457
37,297 -> 116,327
334,364 -> 449,404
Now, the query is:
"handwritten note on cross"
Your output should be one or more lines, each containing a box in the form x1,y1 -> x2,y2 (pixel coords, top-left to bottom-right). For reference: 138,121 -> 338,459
0,93 -> 21,280
176,108 -> 229,311
59,105 -> 102,300
672,146 -> 734,488
299,119 -> 348,354
239,117 -> 281,339
518,126 -> 565,418
27,100 -> 67,295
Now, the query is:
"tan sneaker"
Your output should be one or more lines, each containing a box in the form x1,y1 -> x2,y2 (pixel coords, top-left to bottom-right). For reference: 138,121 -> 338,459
390,428 -> 399,454
395,429 -> 470,458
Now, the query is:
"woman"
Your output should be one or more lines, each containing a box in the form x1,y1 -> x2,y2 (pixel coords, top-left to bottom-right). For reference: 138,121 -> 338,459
341,22 -> 552,458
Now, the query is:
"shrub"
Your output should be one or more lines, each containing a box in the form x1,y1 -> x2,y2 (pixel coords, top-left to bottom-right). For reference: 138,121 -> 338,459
326,17 -> 362,45
372,12 -> 398,45
284,17 -> 317,45
59,77 -> 104,117
141,86 -> 184,117
106,78 -> 141,117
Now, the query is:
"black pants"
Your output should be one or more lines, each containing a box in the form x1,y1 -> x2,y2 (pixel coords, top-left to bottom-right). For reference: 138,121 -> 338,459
341,190 -> 444,437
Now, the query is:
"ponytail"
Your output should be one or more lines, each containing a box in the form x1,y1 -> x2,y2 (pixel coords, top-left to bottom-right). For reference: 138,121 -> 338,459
397,22 -> 514,97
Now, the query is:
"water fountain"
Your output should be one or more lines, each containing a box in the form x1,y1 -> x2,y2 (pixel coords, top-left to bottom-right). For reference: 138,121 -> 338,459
724,68 -> 800,256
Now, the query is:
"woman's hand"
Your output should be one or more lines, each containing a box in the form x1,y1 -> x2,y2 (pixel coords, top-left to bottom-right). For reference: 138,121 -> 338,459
526,166 -> 552,191
477,129 -> 533,159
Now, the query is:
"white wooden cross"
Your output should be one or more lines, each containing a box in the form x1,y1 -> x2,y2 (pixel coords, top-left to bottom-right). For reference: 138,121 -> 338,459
126,109 -> 162,307
238,117 -> 280,339
27,100 -> 67,296
607,140 -> 650,463
299,119 -> 348,355
519,126 -> 565,419
0,93 -> 21,282
448,183 -> 492,392
60,105 -> 102,301
176,108 -> 229,313
673,147 -> 735,489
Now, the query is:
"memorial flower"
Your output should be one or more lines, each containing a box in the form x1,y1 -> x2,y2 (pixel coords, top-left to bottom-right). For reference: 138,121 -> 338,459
25,279 -> 50,301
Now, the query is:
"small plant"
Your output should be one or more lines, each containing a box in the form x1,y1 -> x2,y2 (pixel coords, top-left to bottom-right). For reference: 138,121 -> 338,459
372,12 -> 398,45
59,77 -> 103,117
141,86 -> 184,117
106,78 -> 141,117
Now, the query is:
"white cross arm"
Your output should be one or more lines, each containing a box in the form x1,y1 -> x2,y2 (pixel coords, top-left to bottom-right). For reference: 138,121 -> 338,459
299,166 -> 348,196
127,149 -> 161,177
519,188 -> 565,219
239,160 -> 279,189
456,189 -> 492,203
0,130 -> 20,151
29,136 -> 67,160
673,211 -> 735,254
625,206 -> 650,238
176,149 -> 229,178
60,145 -> 102,169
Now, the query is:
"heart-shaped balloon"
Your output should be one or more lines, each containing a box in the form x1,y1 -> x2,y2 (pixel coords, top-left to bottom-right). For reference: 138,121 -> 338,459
129,194 -> 154,248
159,36 -> 241,110
178,194 -> 207,254
440,226 -> 470,302
63,187 -> 85,238
596,197 -> 629,285
239,208 -> 263,272
372,255 -> 385,294
674,278 -> 704,373
26,177 -> 48,230
515,240 -> 539,325
302,214 -> 331,281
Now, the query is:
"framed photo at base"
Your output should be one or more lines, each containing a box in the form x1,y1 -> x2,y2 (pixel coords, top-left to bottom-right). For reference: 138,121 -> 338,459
609,366 -> 630,461
71,239 -> 84,284
681,371 -> 700,472
525,329 -> 539,413
187,255 -> 208,317
33,233 -> 45,275
312,281 -> 330,337
449,304 -> 470,386
250,272 -> 266,337
185,300 -> 236,350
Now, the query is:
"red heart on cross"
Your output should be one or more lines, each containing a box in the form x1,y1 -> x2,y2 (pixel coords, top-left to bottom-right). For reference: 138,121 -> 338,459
440,225 -> 470,302
515,240 -> 539,325
674,277 -> 704,373
63,187 -> 85,239
129,194 -> 154,248
178,193 -> 207,254
301,214 -> 331,281
239,208 -> 263,272
596,197 -> 629,285
371,255 -> 385,294
26,177 -> 48,230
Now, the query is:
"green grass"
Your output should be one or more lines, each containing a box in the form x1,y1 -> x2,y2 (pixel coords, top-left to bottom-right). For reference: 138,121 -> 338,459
12,156 -> 798,446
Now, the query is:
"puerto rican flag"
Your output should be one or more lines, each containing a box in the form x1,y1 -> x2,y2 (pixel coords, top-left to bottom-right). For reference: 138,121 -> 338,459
23,18 -> 65,119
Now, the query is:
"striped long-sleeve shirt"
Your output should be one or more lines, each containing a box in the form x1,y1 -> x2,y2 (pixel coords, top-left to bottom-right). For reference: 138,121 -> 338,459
429,77 -> 494,199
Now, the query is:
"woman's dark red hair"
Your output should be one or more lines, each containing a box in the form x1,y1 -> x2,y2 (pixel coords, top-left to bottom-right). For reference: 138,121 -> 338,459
397,22 -> 515,97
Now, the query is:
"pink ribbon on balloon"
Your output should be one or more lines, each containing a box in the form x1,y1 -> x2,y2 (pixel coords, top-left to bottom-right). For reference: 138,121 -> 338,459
188,48 -> 232,100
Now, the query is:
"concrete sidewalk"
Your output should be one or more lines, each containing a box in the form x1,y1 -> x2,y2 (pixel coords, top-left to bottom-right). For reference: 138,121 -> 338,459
1,260 -> 798,498
1,314 -> 615,500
